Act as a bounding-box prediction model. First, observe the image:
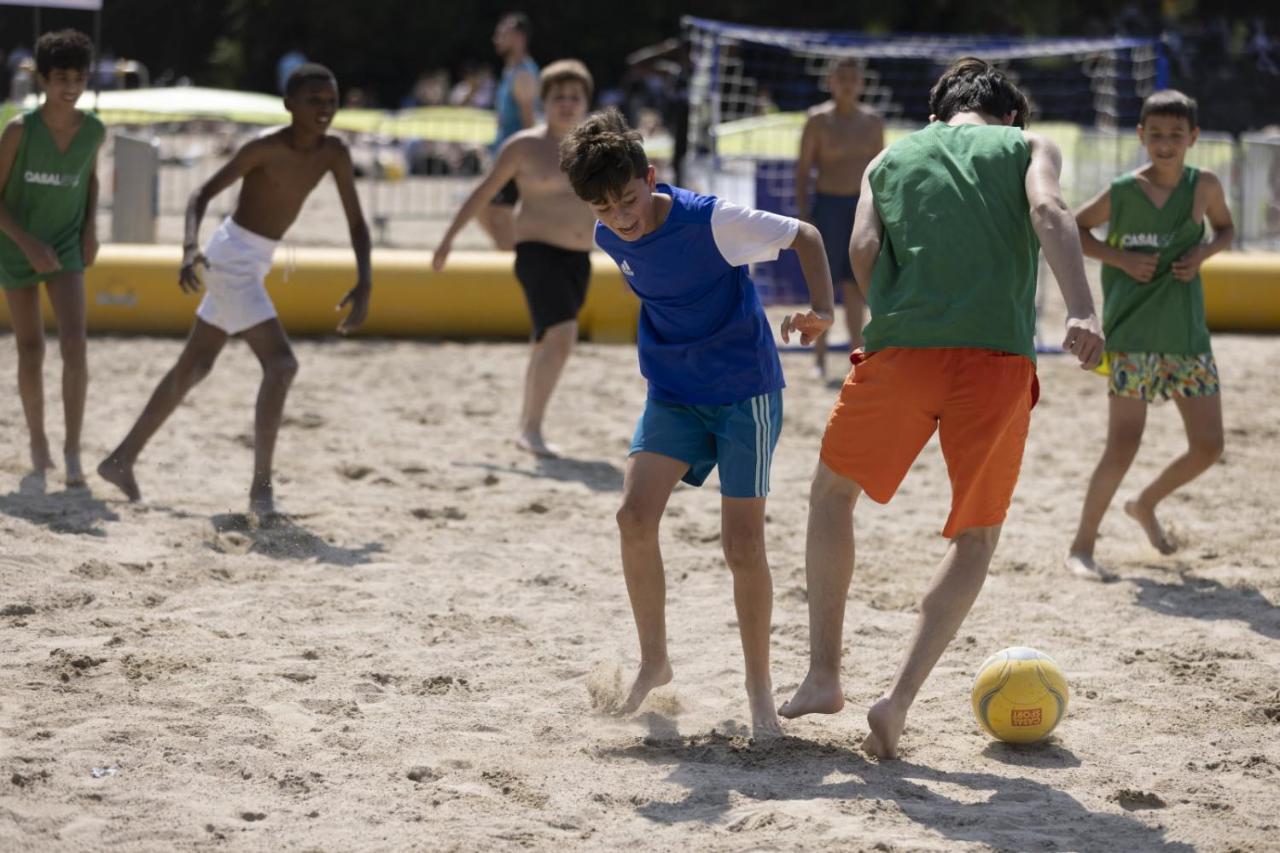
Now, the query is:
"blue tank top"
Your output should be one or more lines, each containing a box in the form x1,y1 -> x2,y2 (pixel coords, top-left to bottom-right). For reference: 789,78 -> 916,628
594,185 -> 785,405
494,57 -> 539,148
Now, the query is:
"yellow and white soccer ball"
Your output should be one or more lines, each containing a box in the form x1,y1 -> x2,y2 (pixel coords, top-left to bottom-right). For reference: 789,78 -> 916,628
971,647 -> 1069,743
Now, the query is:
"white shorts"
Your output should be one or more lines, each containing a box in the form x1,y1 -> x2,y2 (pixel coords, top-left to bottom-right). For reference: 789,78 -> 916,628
195,218 -> 279,335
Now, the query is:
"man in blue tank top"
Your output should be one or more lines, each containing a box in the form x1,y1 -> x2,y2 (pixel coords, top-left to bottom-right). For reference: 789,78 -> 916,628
560,108 -> 835,738
476,11 -> 539,250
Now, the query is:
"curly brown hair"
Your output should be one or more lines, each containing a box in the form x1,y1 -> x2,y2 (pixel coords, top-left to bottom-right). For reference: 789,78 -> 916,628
558,108 -> 648,204
36,29 -> 92,77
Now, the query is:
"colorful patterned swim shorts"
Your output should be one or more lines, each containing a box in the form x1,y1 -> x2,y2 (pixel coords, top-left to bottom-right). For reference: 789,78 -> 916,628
1106,351 -> 1220,402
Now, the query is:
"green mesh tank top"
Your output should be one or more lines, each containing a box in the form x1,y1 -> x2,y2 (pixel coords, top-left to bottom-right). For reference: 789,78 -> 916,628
862,122 -> 1040,362
0,108 -> 104,288
1101,166 -> 1210,354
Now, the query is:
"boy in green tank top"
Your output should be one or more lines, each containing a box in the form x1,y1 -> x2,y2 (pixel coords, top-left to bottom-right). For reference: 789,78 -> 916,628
1066,91 -> 1234,581
0,30 -> 103,487
781,59 -> 1104,759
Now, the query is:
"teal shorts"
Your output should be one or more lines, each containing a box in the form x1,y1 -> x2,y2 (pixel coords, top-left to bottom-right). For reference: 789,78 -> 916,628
630,390 -> 783,499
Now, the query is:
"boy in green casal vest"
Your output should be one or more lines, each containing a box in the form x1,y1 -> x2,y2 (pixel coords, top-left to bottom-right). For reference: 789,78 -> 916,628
1065,90 -> 1235,581
0,29 -> 104,487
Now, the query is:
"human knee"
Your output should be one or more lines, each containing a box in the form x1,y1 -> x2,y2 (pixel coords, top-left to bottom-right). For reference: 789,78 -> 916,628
616,500 -> 660,540
58,332 -> 87,365
264,352 -> 299,384
722,526 -> 767,572
809,466 -> 860,511
955,524 -> 1001,550
15,335 -> 45,364
1188,432 -> 1224,465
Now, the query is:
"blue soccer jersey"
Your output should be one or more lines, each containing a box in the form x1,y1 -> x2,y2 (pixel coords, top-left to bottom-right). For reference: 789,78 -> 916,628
595,184 -> 799,405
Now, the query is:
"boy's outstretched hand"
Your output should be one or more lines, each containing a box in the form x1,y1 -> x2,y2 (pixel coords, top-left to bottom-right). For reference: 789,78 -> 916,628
780,309 -> 834,346
1063,313 -> 1105,370
337,282 -> 371,335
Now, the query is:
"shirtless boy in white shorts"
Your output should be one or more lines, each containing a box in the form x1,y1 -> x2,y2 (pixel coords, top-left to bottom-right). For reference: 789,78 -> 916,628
98,64 -> 371,515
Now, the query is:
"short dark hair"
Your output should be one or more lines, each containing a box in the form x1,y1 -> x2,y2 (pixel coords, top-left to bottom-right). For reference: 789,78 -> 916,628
35,29 -> 92,77
501,12 -> 531,38
285,63 -> 338,98
1140,89 -> 1198,129
929,57 -> 1030,128
540,59 -> 593,101
559,107 -> 648,204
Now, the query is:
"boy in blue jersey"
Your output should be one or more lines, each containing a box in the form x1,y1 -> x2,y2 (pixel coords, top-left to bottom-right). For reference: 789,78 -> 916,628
560,109 -> 835,737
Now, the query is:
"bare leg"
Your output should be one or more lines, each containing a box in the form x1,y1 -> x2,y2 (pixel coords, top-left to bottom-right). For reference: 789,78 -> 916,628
98,319 -> 227,500
475,203 -> 515,251
614,451 -> 690,715
780,461 -> 860,718
721,495 -> 781,738
239,318 -> 298,517
1065,396 -> 1146,579
863,524 -> 1001,760
1126,392 -> 1224,554
3,286 -> 52,473
516,319 -> 576,458
45,273 -> 88,486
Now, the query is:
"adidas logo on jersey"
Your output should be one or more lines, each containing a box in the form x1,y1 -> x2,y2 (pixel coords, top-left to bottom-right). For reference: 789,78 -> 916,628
24,170 -> 79,188
620,260 -> 635,277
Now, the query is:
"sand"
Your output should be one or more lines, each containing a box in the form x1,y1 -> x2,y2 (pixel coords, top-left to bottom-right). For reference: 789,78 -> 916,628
1,293 -> 1278,851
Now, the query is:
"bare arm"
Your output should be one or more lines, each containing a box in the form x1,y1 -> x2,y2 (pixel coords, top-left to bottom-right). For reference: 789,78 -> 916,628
512,69 -> 538,130
1025,132 -> 1104,368
849,150 -> 886,297
794,116 -> 819,222
1172,170 -> 1234,281
330,139 -> 372,333
779,221 -> 836,345
431,138 -> 522,270
179,138 -> 269,291
0,119 -> 59,273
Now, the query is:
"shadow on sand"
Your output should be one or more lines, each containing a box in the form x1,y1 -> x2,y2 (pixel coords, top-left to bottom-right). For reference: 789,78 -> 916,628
594,715 -> 1191,851
209,513 -> 385,566
0,475 -> 119,536
1128,571 -> 1279,640
455,456 -> 624,492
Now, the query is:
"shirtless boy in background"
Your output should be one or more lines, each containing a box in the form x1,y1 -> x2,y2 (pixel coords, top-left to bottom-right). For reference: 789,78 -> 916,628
433,60 -> 596,458
99,64 -> 371,515
795,59 -> 884,379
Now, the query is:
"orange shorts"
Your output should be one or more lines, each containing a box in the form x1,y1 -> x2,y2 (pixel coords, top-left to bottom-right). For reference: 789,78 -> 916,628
820,347 -> 1039,538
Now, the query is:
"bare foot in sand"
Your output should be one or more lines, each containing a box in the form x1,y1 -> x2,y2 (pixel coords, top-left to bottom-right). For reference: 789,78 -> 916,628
1064,551 -> 1117,582
748,680 -> 783,740
861,696 -> 908,760
616,660 -> 673,715
64,450 -> 85,488
97,455 -> 141,501
779,672 -> 845,718
516,431 -> 561,459
1124,499 -> 1176,555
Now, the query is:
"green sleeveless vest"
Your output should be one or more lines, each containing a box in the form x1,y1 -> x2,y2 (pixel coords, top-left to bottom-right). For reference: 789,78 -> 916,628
0,108 -> 105,288
1101,167 -> 1210,354
862,122 -> 1040,362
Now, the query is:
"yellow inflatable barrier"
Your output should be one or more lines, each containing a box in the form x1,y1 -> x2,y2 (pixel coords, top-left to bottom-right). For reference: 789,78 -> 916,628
1200,252 -> 1280,332
0,247 -> 640,343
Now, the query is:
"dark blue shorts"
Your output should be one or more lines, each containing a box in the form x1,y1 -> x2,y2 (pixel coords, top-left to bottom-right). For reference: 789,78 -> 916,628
630,391 -> 783,498
812,192 -> 858,284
